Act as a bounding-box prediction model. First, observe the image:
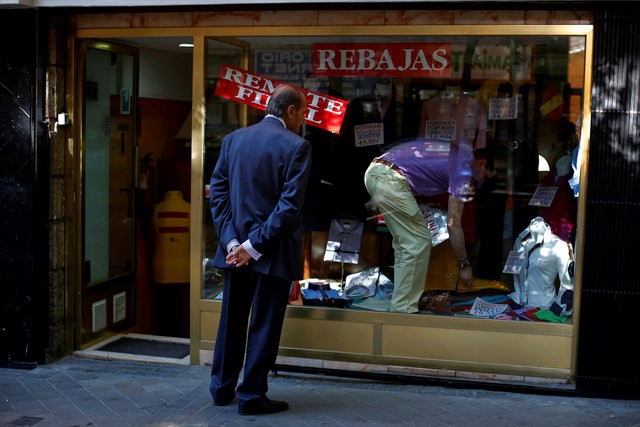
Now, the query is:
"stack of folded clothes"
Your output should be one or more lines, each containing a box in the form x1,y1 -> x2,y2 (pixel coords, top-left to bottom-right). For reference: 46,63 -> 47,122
300,281 -> 347,308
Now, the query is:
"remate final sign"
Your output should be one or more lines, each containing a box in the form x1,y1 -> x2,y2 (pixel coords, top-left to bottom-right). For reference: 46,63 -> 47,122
214,64 -> 348,134
313,42 -> 452,77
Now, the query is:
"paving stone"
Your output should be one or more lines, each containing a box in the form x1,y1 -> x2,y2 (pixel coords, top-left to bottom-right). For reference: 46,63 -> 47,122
0,356 -> 639,426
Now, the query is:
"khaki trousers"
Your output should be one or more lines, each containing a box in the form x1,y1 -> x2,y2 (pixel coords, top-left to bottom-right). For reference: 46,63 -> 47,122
364,162 -> 431,313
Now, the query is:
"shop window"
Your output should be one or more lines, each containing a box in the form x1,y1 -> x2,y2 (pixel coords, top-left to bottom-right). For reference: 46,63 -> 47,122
201,34 -> 585,324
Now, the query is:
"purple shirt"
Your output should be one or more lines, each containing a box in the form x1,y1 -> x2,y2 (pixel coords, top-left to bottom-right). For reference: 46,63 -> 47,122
378,139 -> 475,200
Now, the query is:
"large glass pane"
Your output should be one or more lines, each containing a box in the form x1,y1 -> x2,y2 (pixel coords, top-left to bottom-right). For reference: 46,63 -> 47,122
84,45 -> 136,284
202,39 -> 245,299
201,33 -> 585,324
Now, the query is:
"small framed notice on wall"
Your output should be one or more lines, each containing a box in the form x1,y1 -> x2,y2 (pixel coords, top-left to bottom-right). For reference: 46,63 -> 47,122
120,88 -> 131,115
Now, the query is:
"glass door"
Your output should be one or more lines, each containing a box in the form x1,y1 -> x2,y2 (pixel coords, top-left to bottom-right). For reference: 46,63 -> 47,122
78,40 -> 138,344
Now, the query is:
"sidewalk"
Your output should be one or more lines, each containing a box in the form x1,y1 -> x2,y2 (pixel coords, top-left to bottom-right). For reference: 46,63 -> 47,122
1,356 -> 639,426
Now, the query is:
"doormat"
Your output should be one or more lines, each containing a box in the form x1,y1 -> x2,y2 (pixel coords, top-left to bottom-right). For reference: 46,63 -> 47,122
96,337 -> 189,359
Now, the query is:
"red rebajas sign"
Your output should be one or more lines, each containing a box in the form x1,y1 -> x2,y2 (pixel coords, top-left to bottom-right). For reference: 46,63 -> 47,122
214,64 -> 348,134
313,42 -> 452,77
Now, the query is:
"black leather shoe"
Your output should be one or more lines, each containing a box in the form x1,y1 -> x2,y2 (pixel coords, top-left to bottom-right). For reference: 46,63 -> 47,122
238,398 -> 289,415
213,395 -> 234,406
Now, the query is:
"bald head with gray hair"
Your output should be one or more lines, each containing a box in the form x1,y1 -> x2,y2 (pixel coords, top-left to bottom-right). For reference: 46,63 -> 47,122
266,84 -> 306,118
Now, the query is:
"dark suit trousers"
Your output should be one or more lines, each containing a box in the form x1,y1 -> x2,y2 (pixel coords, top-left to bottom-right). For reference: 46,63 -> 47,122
209,267 -> 291,404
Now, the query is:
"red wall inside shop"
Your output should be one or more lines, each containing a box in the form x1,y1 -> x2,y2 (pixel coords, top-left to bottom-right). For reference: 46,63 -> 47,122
138,97 -> 192,200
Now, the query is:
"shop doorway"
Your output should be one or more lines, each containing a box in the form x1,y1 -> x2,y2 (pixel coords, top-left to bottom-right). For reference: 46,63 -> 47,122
76,38 -> 193,347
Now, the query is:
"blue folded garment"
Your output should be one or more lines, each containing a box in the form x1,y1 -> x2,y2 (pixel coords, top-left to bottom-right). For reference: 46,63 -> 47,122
452,295 -> 509,307
302,288 -> 344,301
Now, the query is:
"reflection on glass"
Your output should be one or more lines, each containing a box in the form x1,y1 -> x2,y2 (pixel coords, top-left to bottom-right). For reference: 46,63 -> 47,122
202,39 -> 245,299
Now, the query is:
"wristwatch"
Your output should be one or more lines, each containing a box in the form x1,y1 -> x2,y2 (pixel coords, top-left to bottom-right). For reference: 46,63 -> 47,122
457,257 -> 471,270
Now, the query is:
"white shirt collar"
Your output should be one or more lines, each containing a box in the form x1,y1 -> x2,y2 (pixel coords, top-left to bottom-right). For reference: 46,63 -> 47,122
266,114 -> 286,128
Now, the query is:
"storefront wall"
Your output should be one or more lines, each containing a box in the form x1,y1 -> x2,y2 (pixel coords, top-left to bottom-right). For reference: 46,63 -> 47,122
73,8 -> 593,387
577,7 -> 640,398
0,9 -> 50,367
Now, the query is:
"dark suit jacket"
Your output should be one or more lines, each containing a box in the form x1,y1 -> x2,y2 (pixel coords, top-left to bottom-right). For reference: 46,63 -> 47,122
210,116 -> 312,281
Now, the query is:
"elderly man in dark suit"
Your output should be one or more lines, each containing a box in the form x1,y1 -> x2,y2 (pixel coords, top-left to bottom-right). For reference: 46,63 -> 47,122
209,84 -> 311,415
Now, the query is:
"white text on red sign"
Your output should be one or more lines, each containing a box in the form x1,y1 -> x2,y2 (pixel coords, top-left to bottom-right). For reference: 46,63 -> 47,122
215,64 -> 347,133
313,43 -> 452,77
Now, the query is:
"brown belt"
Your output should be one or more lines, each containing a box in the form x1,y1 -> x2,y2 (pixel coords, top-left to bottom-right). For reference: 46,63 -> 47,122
372,158 -> 404,176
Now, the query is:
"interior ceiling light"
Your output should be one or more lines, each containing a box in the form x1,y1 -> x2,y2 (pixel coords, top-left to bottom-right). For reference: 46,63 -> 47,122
179,43 -> 194,48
